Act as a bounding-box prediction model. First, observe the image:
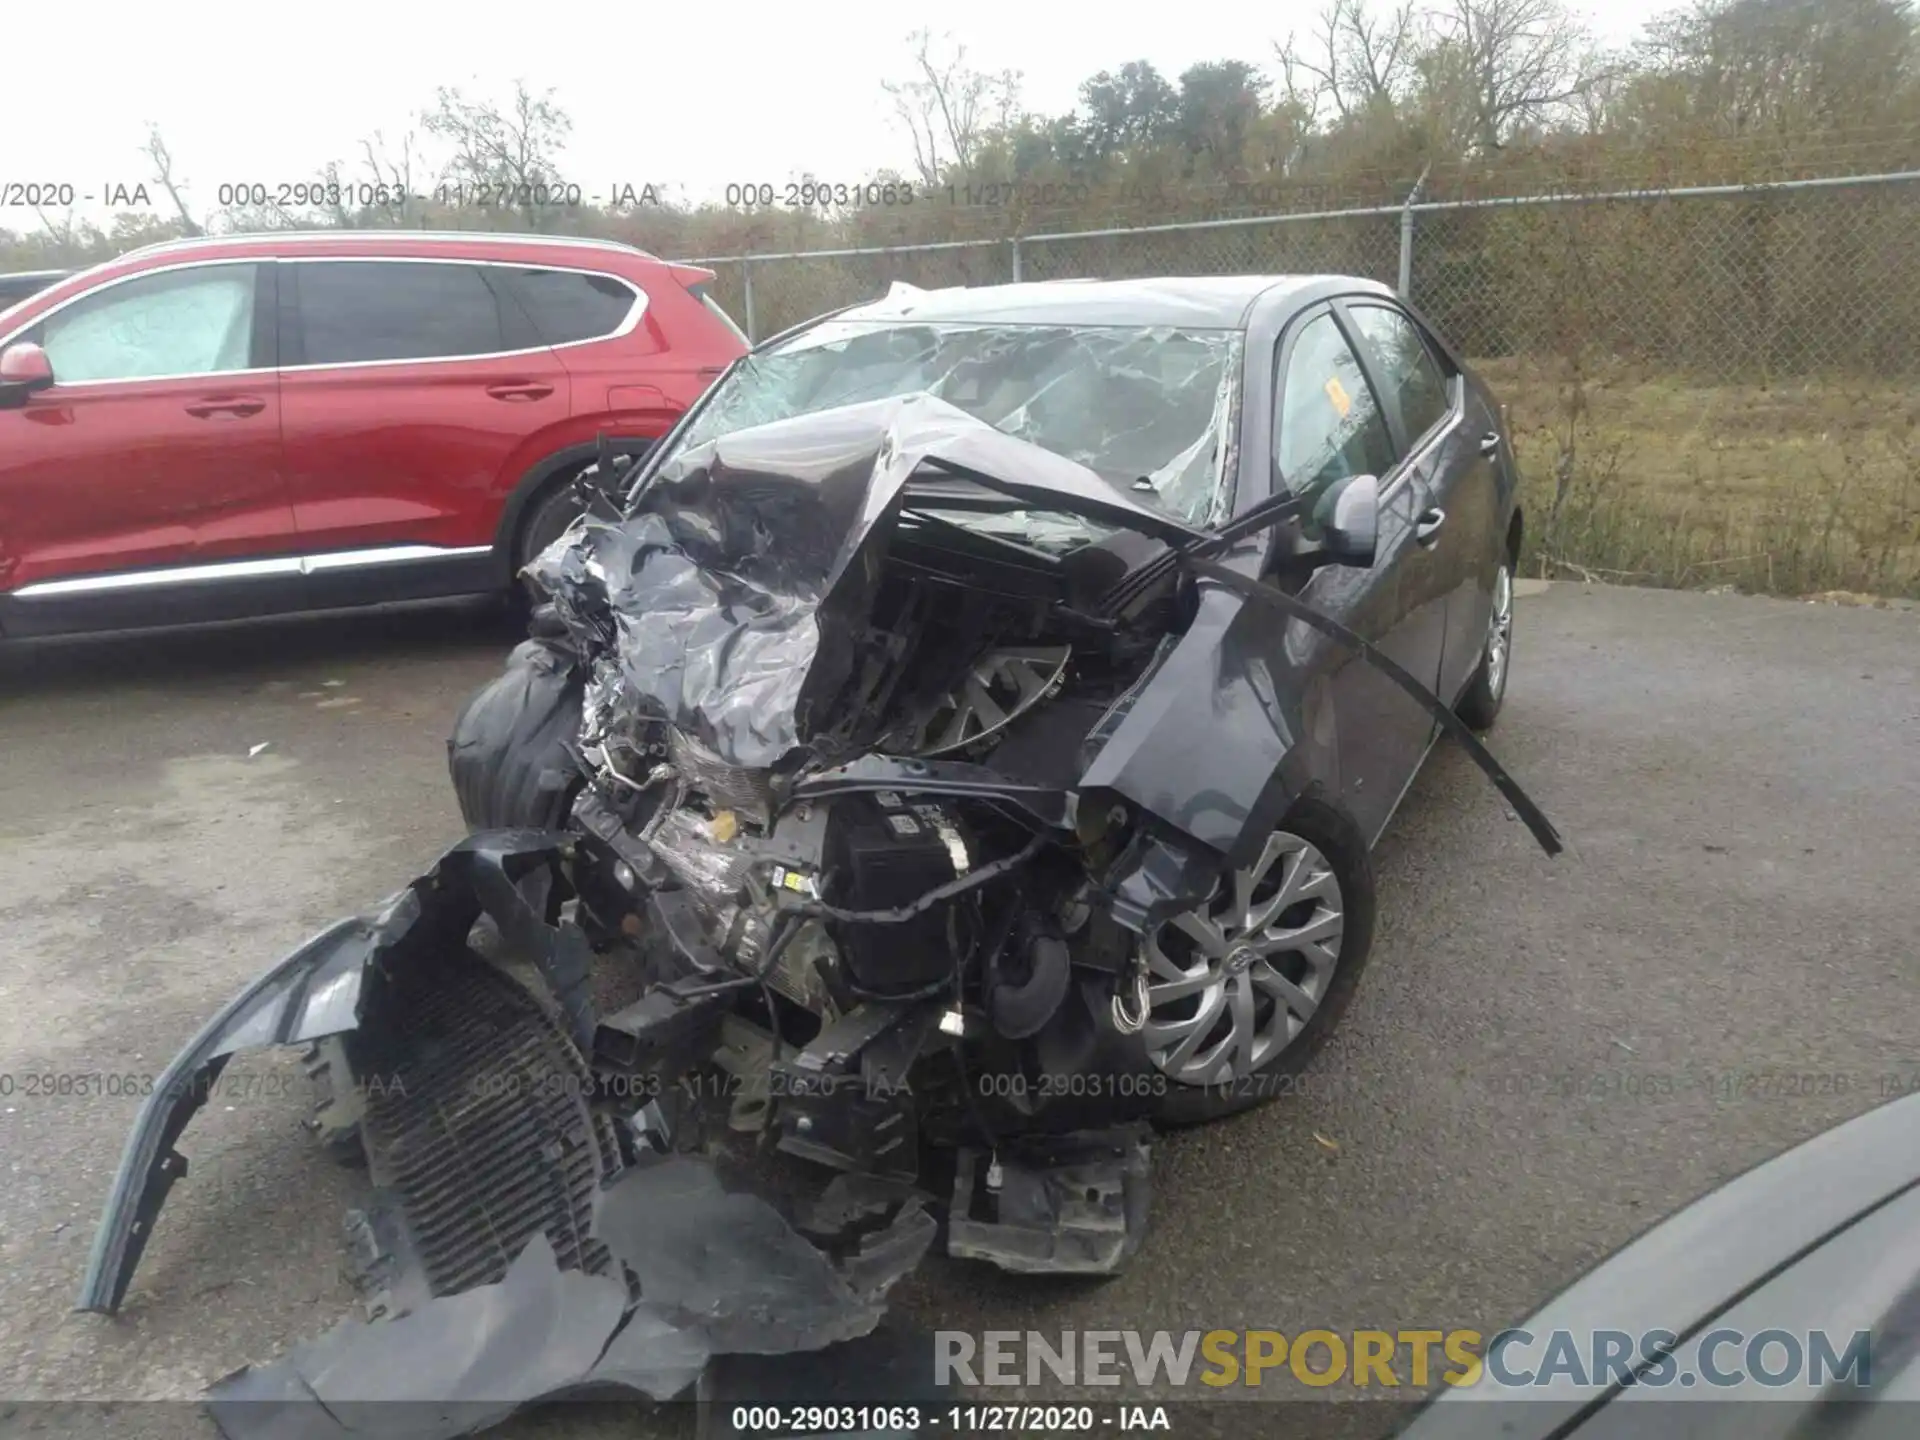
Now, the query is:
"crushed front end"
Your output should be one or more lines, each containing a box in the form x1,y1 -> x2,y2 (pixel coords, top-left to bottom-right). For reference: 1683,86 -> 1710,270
456,396 -> 1226,1243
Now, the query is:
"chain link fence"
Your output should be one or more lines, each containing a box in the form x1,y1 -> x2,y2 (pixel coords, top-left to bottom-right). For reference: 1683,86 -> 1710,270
1408,175 -> 1920,380
686,171 -> 1920,598
690,171 -> 1920,376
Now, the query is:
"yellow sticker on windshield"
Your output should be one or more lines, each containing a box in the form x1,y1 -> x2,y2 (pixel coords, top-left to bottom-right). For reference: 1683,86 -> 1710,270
1325,376 -> 1352,417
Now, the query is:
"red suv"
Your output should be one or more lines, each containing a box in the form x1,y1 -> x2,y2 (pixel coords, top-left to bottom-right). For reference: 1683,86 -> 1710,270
0,232 -> 748,637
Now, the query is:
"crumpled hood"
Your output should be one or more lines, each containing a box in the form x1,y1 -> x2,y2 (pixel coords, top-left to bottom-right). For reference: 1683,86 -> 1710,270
525,392 -> 1205,772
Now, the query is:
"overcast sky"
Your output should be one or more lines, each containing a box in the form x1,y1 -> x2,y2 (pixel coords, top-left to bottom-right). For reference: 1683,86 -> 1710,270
10,0 -> 1672,229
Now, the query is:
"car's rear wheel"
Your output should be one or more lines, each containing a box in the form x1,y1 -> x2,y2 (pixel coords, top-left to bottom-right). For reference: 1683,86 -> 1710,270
1142,797 -> 1376,1125
1455,560 -> 1514,732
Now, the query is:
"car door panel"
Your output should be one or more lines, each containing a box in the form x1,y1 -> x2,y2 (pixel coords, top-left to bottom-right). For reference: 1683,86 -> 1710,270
0,261 -> 295,614
1319,470 -> 1450,842
1344,301 -> 1493,708
1436,387 -> 1506,701
1263,305 -> 1444,845
278,259 -> 570,558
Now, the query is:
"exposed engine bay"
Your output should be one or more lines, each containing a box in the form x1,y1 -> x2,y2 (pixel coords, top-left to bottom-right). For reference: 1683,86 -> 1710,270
483,395 -> 1233,1175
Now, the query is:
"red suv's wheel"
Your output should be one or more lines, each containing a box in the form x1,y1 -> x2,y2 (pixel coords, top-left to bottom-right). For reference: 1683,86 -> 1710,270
514,469 -> 594,597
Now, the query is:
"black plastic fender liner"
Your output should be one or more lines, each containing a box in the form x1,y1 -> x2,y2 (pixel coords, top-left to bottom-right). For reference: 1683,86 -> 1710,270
1183,556 -> 1563,858
448,637 -> 587,833
76,830 -> 584,1317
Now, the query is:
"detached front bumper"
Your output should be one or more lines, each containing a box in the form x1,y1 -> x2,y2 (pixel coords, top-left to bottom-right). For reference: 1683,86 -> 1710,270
77,830 -> 583,1316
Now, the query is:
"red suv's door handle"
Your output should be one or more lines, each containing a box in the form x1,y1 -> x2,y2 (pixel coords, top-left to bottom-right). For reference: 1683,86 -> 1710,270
184,395 -> 266,418
485,381 -> 555,402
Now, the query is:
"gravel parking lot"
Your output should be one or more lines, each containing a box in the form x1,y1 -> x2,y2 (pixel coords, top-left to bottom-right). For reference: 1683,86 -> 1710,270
1,583 -> 1915,1436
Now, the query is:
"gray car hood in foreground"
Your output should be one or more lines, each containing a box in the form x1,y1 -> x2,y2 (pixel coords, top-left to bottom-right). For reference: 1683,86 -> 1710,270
1399,1092 -> 1920,1439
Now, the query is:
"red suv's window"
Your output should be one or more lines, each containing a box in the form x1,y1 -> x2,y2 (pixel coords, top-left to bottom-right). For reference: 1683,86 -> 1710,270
291,261 -> 522,365
498,269 -> 640,347
38,265 -> 259,381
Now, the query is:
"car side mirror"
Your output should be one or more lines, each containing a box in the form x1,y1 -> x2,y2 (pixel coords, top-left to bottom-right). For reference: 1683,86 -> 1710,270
1316,473 -> 1380,568
0,343 -> 55,410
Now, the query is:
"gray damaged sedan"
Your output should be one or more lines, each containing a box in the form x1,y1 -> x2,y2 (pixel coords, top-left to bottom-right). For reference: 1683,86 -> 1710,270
80,278 -> 1560,1419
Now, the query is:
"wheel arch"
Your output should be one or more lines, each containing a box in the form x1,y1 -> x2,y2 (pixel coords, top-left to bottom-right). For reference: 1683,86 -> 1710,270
491,437 -> 657,583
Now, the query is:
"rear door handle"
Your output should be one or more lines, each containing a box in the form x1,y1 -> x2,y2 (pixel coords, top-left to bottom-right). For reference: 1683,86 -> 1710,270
1415,507 -> 1447,546
1479,430 -> 1502,457
485,381 -> 554,402
184,396 -> 266,418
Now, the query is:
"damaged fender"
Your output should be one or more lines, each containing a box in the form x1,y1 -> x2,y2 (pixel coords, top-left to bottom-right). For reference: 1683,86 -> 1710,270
76,830 -> 582,1316
1184,555 -> 1562,857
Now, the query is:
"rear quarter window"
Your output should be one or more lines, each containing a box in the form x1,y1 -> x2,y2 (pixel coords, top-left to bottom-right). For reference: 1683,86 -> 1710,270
499,268 -> 642,346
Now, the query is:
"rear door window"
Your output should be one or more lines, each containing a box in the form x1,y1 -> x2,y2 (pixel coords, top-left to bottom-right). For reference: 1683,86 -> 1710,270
1345,303 -> 1453,446
499,268 -> 641,346
291,261 -> 517,366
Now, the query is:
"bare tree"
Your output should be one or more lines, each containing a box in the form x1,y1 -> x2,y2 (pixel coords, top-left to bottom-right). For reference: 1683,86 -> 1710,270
1278,0 -> 1426,123
1427,0 -> 1607,151
423,81 -> 573,230
144,126 -> 203,235
29,199 -> 81,257
883,30 -> 1022,184
315,128 -> 427,228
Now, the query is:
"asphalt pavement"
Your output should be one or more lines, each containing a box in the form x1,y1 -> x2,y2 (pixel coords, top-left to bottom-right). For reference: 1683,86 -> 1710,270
0,583 -> 1914,1437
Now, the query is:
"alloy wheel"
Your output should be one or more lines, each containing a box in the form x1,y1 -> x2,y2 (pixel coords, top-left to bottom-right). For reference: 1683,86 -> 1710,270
895,646 -> 1071,756
1486,563 -> 1514,699
1140,830 -> 1346,1087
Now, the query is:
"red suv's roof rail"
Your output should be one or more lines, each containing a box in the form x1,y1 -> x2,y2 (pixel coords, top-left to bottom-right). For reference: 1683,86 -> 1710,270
117,231 -> 662,263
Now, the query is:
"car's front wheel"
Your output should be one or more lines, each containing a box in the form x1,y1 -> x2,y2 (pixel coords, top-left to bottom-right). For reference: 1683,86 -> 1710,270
1141,797 -> 1376,1125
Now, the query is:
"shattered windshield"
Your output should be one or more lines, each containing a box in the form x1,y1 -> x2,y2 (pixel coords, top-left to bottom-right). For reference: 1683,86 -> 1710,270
668,319 -> 1244,530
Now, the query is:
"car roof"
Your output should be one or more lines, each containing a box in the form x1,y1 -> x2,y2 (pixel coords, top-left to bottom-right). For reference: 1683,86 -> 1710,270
826,274 -> 1387,330
115,230 -> 660,264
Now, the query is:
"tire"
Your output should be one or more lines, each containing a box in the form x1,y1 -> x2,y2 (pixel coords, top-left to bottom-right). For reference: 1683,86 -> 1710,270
513,469 -> 593,600
1143,796 -> 1377,1125
1455,559 -> 1514,732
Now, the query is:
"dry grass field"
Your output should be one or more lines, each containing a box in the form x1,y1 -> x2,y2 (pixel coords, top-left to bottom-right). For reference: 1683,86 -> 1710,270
1478,359 -> 1920,600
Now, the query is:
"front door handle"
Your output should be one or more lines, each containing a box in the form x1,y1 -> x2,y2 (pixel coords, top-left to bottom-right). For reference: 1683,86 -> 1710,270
184,395 -> 266,418
1479,430 -> 1502,457
1415,507 -> 1446,546
485,381 -> 555,402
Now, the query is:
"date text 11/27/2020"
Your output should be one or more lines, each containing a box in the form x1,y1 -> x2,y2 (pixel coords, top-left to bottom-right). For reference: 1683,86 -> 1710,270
727,1404 -> 1173,1433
